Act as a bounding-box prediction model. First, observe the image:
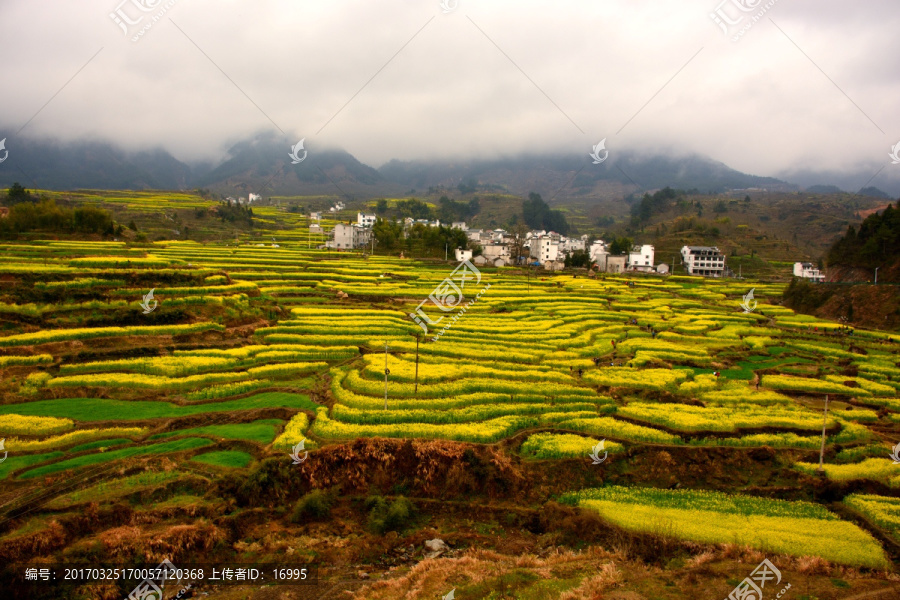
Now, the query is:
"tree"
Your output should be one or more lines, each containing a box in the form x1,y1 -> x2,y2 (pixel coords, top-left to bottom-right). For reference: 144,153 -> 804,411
522,192 -> 569,235
508,222 -> 530,264
565,250 -> 592,268
372,218 -> 404,250
6,182 -> 34,204
608,237 -> 634,256
74,206 -> 115,234
375,199 -> 389,215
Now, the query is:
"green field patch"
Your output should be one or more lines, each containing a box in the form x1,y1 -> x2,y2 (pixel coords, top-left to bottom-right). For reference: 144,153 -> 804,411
190,450 -> 253,468
19,438 -> 213,479
149,419 -> 281,444
68,438 -> 133,454
0,392 -> 316,422
0,451 -> 65,480
44,470 -> 186,508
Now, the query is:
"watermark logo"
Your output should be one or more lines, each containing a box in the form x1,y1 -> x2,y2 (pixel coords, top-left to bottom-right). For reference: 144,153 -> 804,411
443,589 -> 455,600
140,289 -> 158,314
890,141 -> 900,165
710,0 -> 780,42
126,558 -> 177,600
0,138 -> 7,163
740,288 -> 757,313
290,439 -> 308,464
890,442 -> 900,464
589,439 -> 608,465
0,438 -> 7,464
725,558 -> 789,600
439,0 -> 458,13
288,139 -> 308,164
410,259 -> 491,341
589,139 -> 609,164
110,0 -> 178,42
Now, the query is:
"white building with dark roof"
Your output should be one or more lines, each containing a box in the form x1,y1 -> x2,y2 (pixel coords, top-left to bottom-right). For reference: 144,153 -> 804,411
681,246 -> 725,277
627,244 -> 655,272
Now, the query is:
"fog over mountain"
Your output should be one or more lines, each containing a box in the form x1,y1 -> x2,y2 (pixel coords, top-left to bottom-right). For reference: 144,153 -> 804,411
2,0 -> 900,196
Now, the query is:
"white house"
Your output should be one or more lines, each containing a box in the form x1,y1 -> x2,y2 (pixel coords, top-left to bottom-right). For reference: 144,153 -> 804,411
358,213 -> 377,228
455,248 -> 473,262
451,221 -> 467,230
248,193 -> 262,203
562,237 -> 586,254
793,262 -> 825,282
328,224 -> 371,249
310,212 -> 321,221
482,243 -> 510,260
589,240 -> 608,264
627,244 -> 655,272
531,233 -> 561,262
309,224 -> 323,234
681,246 -> 726,277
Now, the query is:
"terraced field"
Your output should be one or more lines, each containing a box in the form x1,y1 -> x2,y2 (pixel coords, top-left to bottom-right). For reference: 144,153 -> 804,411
1,233 -> 899,598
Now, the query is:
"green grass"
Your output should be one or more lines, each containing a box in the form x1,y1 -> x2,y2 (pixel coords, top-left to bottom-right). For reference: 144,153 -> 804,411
149,419 -> 281,444
0,393 -> 316,422
69,438 -> 133,453
44,470 -> 185,508
0,451 -> 65,480
19,438 -> 213,479
190,450 -> 253,468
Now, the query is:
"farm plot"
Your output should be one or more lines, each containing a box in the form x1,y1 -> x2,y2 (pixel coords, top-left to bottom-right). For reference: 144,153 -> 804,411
0,235 -> 898,578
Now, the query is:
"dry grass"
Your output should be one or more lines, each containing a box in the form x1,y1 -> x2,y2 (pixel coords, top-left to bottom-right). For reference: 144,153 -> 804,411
559,562 -> 624,600
348,546 -> 627,600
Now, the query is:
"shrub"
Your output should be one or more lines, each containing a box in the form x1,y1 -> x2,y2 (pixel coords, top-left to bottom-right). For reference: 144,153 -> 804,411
366,495 -> 415,534
291,488 -> 336,522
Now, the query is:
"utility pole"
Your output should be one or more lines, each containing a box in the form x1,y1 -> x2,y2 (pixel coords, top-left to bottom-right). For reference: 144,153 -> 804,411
874,267 -> 879,284
383,342 -> 392,410
445,243 -> 448,261
414,334 -> 420,394
817,394 -> 829,476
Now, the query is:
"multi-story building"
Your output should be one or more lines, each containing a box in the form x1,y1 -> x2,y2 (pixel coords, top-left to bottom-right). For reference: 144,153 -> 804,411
328,223 -> 371,249
681,246 -> 726,277
530,233 -> 561,263
793,262 -> 825,282
627,244 -> 655,272
357,213 -> 377,228
562,237 -> 586,253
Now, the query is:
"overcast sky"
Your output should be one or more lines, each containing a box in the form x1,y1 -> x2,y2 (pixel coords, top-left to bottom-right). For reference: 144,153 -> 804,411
2,0 -> 899,187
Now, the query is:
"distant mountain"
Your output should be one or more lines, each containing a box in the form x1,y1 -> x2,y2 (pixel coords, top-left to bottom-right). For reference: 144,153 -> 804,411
193,132 -> 391,197
806,184 -> 844,194
858,186 -> 891,199
777,167 -> 900,198
379,152 -> 794,200
0,131 -> 827,200
0,138 -> 191,191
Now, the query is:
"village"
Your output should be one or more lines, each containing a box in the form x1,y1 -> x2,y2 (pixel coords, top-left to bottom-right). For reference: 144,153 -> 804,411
314,211 -> 827,281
